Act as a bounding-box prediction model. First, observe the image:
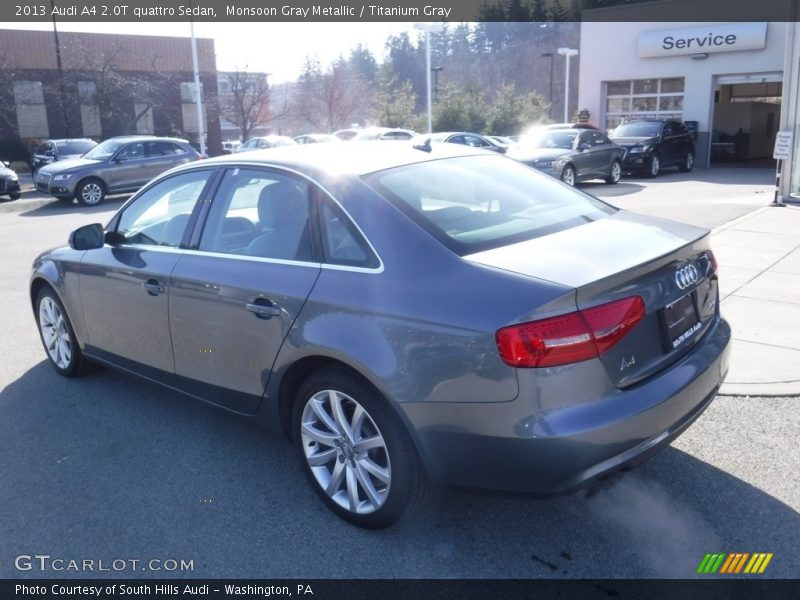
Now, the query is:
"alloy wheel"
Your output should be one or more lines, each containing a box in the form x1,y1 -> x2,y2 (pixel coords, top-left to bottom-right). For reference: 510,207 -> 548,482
562,166 -> 575,186
609,161 -> 621,183
81,182 -> 103,205
300,389 -> 391,515
39,296 -> 72,369
650,155 -> 660,177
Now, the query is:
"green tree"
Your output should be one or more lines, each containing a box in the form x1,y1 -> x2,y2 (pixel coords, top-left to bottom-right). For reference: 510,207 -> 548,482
488,84 -> 550,136
375,78 -> 420,129
433,82 -> 488,133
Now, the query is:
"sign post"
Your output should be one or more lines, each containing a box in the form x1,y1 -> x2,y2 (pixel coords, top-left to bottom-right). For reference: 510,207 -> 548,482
772,131 -> 793,207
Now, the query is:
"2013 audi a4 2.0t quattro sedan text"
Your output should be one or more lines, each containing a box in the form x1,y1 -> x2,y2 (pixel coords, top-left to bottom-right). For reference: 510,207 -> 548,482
30,142 -> 730,528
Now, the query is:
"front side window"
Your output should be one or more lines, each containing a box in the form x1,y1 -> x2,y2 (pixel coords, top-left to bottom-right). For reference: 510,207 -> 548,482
116,171 -> 210,247
83,139 -> 126,160
364,155 -> 615,255
116,143 -> 144,161
199,168 -> 313,261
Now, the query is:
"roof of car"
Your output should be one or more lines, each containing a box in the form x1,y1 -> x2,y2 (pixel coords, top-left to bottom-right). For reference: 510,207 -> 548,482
106,135 -> 190,144
192,140 -> 493,178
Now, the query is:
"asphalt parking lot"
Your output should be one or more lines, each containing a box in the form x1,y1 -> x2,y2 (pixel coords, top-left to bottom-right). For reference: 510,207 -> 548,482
0,169 -> 797,579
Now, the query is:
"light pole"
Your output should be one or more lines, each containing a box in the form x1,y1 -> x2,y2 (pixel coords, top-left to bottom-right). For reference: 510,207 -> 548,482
431,66 -> 443,103
189,9 -> 206,156
541,52 -> 554,121
557,47 -> 578,123
414,23 -> 442,134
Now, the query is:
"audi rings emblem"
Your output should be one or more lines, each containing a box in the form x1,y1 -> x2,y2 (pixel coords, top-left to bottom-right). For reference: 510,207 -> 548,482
674,264 -> 700,290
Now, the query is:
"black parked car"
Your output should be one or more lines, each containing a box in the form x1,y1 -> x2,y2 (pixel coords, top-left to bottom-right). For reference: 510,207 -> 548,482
508,128 -> 624,186
610,119 -> 695,178
32,139 -> 97,176
0,162 -> 21,200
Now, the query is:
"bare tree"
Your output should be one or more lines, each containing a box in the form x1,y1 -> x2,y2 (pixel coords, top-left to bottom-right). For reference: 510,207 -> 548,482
219,69 -> 279,142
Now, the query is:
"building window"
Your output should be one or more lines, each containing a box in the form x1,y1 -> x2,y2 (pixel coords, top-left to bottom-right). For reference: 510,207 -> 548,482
603,77 -> 685,129
78,81 -> 101,137
13,80 -> 48,138
134,104 -> 154,134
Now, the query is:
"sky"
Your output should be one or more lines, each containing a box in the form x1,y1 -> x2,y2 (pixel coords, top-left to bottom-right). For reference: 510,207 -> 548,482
3,21 -> 421,82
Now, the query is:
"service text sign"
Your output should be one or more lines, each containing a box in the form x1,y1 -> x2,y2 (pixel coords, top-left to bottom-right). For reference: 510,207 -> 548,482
773,131 -> 793,160
639,23 -> 767,58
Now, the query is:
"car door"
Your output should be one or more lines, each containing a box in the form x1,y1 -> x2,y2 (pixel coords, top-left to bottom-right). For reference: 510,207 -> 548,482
78,169 -> 214,372
572,131 -> 596,179
105,141 -> 149,192
589,130 -> 616,176
660,122 -> 681,166
168,167 -> 321,414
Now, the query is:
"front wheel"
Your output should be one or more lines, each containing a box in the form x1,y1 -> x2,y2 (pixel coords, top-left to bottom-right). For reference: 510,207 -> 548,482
605,160 -> 622,184
293,368 -> 427,528
9,192 -> 21,200
561,165 -> 576,186
645,154 -> 661,178
76,179 -> 106,206
679,151 -> 694,172
35,287 -> 88,377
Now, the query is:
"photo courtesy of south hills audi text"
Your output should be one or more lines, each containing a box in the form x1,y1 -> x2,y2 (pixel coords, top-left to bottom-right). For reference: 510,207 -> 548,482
15,584 -> 315,597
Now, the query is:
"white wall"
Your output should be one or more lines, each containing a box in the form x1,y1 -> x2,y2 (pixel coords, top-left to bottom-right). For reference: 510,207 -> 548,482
578,21 -> 787,132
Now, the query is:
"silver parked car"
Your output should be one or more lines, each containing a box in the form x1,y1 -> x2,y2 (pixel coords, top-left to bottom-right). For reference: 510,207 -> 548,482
35,136 -> 200,206
31,142 -> 730,527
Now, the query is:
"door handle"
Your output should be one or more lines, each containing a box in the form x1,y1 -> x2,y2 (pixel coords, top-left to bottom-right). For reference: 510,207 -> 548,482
245,300 -> 282,319
142,279 -> 165,296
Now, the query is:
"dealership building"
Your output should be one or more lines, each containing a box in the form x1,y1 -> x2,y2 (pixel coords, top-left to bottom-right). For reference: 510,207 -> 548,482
579,0 -> 800,201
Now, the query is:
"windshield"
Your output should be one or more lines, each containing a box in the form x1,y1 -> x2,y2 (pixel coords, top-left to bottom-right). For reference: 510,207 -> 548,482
364,155 -> 614,255
83,139 -> 126,160
611,121 -> 662,138
518,130 -> 578,150
56,140 -> 96,155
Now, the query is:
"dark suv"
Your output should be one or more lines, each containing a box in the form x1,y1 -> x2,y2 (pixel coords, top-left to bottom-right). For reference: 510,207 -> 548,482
610,119 -> 694,178
32,139 -> 97,177
35,136 -> 199,206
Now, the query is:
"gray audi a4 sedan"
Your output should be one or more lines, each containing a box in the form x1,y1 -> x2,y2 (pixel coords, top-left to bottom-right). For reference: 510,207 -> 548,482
30,141 -> 730,528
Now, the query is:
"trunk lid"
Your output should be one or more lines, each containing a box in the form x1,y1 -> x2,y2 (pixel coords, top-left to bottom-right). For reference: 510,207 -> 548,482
465,211 -> 719,387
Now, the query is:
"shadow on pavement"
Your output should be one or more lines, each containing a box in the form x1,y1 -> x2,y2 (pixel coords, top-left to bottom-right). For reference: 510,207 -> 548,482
1,361 -> 797,579
18,196 -> 129,217
580,181 -> 645,197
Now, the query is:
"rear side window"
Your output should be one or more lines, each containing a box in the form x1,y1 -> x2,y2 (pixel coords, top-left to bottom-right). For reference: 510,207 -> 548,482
318,201 -> 378,268
364,155 -> 615,255
199,168 -> 313,262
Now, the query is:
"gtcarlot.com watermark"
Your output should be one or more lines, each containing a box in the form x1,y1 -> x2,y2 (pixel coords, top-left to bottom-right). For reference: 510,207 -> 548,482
14,554 -> 194,573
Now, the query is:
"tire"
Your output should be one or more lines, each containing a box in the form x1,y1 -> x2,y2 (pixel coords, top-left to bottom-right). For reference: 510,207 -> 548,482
645,154 -> 661,178
9,192 -> 21,200
679,151 -> 694,172
76,178 -> 106,206
293,367 -> 427,528
35,286 -> 89,377
605,159 -> 622,184
560,165 -> 576,187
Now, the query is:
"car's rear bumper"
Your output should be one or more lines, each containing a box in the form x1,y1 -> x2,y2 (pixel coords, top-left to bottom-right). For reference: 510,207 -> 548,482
399,315 -> 731,494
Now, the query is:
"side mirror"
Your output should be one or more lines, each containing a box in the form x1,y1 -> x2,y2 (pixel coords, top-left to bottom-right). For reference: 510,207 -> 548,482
579,142 -> 591,151
45,150 -> 55,158
69,223 -> 104,250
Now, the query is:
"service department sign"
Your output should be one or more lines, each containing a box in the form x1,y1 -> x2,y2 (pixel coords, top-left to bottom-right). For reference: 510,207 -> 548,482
639,23 -> 767,58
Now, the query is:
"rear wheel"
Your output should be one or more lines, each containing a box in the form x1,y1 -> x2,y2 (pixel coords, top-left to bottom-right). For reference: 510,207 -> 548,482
561,165 -> 576,186
76,178 -> 106,206
293,368 -> 427,528
9,192 -> 21,200
605,160 -> 622,184
35,287 -> 88,377
679,151 -> 694,172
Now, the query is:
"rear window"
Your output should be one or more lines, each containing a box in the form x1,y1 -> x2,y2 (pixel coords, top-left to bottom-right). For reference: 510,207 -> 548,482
364,155 -> 615,255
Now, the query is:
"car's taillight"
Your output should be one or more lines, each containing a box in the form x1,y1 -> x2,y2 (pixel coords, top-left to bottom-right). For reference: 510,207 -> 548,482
495,296 -> 646,368
707,250 -> 718,276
